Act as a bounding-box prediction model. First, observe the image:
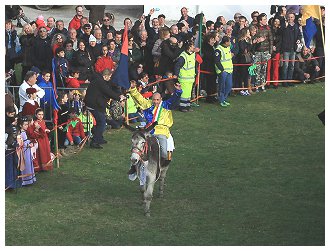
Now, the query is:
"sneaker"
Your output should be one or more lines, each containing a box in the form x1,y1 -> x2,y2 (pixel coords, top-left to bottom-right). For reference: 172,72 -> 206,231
224,100 -> 230,106
191,102 -> 200,107
261,87 -> 266,92
240,90 -> 245,96
128,173 -> 137,181
179,108 -> 188,112
220,102 -> 228,107
245,90 -> 251,96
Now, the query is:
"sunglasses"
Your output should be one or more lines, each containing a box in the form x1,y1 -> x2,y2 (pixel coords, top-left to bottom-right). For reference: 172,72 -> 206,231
103,19 -> 110,21
39,30 -> 47,33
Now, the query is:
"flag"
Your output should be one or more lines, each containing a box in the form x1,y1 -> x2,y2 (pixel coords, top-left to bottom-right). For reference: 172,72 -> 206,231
194,13 -> 203,52
301,5 -> 320,26
111,24 -> 130,89
303,17 -> 317,48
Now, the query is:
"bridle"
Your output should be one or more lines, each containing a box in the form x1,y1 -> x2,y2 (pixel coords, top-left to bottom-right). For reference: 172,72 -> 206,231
131,136 -> 149,161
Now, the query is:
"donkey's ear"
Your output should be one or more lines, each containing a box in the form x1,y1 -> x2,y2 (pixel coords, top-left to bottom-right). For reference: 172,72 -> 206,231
145,121 -> 158,132
123,123 -> 138,132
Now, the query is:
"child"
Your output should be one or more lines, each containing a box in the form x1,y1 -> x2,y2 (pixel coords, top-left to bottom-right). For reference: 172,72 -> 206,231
57,91 -> 69,156
17,116 -> 36,186
64,107 -> 86,147
52,47 -> 69,88
69,90 -> 83,115
5,106 -> 21,189
66,69 -> 89,88
37,70 -> 59,120
78,106 -> 95,137
26,108 -> 52,172
22,87 -> 39,116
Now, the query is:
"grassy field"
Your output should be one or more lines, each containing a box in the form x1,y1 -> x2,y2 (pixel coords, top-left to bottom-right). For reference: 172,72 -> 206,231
5,83 -> 325,246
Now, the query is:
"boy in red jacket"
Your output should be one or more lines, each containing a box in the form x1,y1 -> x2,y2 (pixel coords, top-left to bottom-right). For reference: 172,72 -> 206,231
66,69 -> 89,88
64,107 -> 86,147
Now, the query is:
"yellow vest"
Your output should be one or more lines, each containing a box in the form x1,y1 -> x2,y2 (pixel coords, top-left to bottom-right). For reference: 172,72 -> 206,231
215,44 -> 233,74
178,51 -> 196,82
129,87 -> 173,138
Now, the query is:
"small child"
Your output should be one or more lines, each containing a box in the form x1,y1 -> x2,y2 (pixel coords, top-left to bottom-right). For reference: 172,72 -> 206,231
17,116 -> 36,186
69,90 -> 83,115
64,108 -> 86,147
22,87 -> 39,116
78,106 -> 95,137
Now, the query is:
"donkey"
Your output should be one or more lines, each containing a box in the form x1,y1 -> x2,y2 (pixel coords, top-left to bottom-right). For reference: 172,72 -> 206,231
125,122 -> 171,217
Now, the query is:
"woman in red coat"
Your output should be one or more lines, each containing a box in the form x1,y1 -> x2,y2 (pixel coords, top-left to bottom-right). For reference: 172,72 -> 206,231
22,87 -> 39,116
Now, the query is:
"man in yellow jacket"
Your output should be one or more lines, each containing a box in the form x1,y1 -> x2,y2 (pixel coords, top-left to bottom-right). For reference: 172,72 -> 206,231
214,36 -> 233,107
128,80 -> 182,173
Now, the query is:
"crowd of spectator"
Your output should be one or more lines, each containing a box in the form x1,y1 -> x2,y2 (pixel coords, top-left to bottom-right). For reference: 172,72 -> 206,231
5,5 -> 325,189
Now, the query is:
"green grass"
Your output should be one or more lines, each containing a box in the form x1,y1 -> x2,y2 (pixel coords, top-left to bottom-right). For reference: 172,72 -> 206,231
5,83 -> 325,246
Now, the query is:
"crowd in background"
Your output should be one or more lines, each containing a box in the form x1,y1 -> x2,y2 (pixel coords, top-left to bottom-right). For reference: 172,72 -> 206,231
5,5 -> 325,189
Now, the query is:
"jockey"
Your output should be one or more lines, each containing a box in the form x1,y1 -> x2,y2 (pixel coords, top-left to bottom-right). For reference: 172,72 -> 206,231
127,80 -> 182,174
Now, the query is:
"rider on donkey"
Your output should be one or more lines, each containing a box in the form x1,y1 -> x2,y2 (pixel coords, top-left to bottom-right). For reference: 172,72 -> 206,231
127,80 -> 182,175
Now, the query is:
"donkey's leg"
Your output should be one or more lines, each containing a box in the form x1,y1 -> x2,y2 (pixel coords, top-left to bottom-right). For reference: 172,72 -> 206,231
159,166 -> 169,198
144,172 -> 156,217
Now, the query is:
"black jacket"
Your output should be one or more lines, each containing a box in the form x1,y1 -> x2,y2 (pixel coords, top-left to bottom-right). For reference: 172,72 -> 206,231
19,34 -> 35,67
84,73 -> 120,113
281,23 -> 301,52
32,36 -> 53,71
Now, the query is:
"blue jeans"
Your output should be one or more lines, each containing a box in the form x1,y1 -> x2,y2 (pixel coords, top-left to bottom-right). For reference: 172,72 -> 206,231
89,109 -> 106,144
64,136 -> 82,146
218,72 -> 233,103
282,51 -> 296,82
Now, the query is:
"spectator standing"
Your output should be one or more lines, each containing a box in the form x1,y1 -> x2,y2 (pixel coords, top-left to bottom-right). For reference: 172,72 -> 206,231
5,19 -> 22,71
57,92 -> 70,157
201,33 -> 217,103
94,44 -> 115,73
108,39 -> 121,65
145,8 -> 160,46
37,70 -> 58,120
237,27 -> 253,95
46,16 -> 56,35
178,7 -> 194,29
68,28 -> 79,51
101,13 -> 116,39
71,40 -> 94,81
69,5 -> 85,31
281,12 -> 302,87
32,26 -> 53,72
254,13 -> 273,91
214,36 -> 234,107
266,17 -> 282,88
158,37 -> 183,76
19,24 -> 35,81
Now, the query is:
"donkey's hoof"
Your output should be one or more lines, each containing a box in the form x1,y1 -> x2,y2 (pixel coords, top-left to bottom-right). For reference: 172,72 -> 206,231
145,212 -> 151,217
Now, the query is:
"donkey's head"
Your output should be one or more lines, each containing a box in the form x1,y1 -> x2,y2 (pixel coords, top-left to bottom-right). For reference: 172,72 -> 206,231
125,122 -> 157,165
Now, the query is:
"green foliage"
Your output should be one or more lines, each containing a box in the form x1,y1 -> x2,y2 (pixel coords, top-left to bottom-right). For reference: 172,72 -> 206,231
6,83 -> 325,245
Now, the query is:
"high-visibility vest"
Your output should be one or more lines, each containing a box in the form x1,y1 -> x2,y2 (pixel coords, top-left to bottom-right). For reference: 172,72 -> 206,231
178,51 -> 196,82
215,44 -> 233,74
